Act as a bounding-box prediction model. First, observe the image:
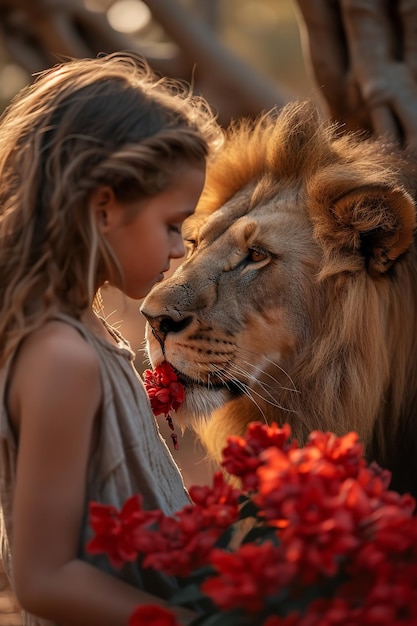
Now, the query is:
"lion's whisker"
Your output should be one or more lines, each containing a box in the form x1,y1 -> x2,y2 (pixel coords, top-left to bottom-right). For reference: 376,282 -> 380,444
237,356 -> 300,395
208,364 -> 269,424
236,347 -> 299,392
219,364 -> 290,412
228,361 -> 289,401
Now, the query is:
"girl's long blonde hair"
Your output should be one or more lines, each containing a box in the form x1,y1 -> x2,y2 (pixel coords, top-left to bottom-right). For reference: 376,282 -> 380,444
0,52 -> 222,365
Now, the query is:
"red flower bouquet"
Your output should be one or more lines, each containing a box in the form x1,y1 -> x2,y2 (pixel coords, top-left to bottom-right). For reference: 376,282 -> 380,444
87,423 -> 417,625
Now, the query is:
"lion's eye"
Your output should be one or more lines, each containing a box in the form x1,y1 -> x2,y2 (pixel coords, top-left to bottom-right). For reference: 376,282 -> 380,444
249,248 -> 268,263
185,239 -> 197,256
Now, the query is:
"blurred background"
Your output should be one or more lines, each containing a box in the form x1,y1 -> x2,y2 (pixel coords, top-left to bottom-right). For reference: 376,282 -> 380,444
0,0 -> 314,114
0,0 -> 315,487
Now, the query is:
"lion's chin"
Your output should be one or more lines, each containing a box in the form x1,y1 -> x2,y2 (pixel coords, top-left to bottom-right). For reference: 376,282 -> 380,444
172,384 -> 236,428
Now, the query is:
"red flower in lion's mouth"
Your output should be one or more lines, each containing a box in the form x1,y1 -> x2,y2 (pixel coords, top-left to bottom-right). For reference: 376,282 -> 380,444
143,362 -> 185,450
143,361 -> 185,416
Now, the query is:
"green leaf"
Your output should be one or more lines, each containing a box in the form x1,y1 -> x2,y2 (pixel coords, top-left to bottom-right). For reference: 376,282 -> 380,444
169,583 -> 206,606
267,570 -> 348,615
185,565 -> 215,584
238,499 -> 260,519
194,610 -> 248,625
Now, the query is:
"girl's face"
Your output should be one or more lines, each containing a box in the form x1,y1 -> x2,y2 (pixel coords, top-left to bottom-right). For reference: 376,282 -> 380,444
96,165 -> 206,300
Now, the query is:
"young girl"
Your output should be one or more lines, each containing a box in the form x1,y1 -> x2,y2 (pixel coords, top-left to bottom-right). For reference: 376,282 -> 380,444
0,52 -> 221,625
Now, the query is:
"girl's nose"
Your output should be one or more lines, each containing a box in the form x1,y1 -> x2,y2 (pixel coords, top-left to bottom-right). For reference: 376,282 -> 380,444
170,237 -> 186,259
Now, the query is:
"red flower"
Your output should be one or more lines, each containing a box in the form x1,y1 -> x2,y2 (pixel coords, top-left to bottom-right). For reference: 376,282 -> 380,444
201,542 -> 294,613
87,495 -> 161,568
189,472 -> 241,527
305,430 -> 366,480
143,361 -> 185,416
221,422 -> 292,491
253,431 -> 417,586
87,422 -> 417,625
142,526 -> 223,577
129,605 -> 180,626
135,473 -> 241,577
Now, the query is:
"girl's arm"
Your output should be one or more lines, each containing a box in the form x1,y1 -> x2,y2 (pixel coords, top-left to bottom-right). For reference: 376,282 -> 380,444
9,321 -> 194,626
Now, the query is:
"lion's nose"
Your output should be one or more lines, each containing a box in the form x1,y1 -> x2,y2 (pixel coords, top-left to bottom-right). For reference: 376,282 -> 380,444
143,314 -> 193,349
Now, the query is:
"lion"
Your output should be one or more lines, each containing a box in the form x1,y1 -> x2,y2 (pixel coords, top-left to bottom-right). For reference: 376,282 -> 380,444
141,101 -> 417,497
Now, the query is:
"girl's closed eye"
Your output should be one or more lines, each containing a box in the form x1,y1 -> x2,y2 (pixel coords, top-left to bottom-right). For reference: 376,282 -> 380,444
168,224 -> 182,235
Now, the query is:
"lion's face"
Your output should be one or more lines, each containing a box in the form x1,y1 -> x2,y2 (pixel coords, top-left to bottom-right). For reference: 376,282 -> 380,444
141,102 -> 417,493
143,182 -> 323,422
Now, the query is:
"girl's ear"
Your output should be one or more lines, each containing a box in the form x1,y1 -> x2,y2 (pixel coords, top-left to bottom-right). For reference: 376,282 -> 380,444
90,186 -> 118,233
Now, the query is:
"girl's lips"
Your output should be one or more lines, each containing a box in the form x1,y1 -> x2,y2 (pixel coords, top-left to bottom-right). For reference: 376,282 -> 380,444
156,267 -> 169,282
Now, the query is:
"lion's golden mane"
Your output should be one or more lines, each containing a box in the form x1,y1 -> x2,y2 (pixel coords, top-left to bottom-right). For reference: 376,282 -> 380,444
142,102 -> 417,496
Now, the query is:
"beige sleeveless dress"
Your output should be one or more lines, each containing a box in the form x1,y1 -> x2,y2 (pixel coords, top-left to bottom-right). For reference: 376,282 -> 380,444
0,314 -> 191,626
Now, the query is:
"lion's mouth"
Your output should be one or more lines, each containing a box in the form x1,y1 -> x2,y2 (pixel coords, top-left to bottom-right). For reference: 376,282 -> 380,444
175,369 -> 243,397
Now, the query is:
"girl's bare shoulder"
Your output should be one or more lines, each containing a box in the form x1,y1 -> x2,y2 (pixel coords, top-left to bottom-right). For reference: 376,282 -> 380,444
9,320 -> 102,428
17,319 -> 99,373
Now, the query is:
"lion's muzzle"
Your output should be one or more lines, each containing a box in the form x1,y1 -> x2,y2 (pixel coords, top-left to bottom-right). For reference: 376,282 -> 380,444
142,312 -> 193,353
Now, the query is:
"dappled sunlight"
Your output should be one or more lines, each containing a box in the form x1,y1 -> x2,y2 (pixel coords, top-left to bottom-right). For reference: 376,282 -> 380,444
106,0 -> 151,34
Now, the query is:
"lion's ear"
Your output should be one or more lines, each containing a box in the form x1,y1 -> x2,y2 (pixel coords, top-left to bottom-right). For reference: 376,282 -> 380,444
309,184 -> 416,276
333,186 -> 416,275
